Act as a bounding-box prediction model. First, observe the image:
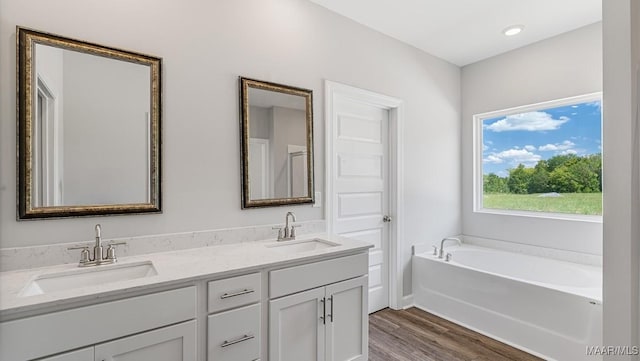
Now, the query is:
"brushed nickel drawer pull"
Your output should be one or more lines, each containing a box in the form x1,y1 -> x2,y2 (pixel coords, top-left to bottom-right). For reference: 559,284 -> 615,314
221,334 -> 255,348
328,295 -> 334,322
220,288 -> 255,299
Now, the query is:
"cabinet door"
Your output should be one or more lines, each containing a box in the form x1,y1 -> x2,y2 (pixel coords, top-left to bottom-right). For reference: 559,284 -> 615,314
39,347 -> 94,361
325,276 -> 368,361
269,287 -> 326,361
94,320 -> 196,361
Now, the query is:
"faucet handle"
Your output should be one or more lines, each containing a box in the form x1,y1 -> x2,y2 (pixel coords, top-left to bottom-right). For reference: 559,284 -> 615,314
105,242 -> 126,261
67,245 -> 89,250
272,226 -> 284,240
68,246 -> 91,264
290,224 -> 301,238
432,245 -> 438,256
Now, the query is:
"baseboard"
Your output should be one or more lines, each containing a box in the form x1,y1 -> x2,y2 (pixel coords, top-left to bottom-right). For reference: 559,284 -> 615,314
402,294 -> 414,309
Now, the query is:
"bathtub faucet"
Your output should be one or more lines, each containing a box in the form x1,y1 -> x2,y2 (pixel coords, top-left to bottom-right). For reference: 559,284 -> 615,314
439,237 -> 461,259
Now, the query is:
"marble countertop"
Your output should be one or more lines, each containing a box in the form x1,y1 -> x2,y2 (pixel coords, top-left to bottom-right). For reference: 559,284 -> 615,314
0,233 -> 371,318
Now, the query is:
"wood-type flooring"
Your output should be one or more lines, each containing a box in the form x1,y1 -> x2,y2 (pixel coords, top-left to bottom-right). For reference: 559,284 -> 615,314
369,307 -> 544,361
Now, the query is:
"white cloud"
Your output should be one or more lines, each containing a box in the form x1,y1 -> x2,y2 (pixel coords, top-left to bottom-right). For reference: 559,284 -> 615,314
484,112 -> 569,132
538,140 -> 575,151
483,154 -> 504,164
586,101 -> 602,112
559,149 -> 578,155
571,105 -> 579,108
482,143 -> 489,151
524,145 -> 536,151
483,148 -> 541,167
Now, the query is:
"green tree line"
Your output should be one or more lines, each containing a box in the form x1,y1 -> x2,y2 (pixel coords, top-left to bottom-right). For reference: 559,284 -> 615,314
484,153 -> 602,194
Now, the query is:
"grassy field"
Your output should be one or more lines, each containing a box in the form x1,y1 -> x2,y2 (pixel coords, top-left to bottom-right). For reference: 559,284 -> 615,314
483,193 -> 602,215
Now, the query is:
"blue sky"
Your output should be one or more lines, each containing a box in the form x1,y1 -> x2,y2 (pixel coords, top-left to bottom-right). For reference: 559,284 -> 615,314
482,101 -> 602,177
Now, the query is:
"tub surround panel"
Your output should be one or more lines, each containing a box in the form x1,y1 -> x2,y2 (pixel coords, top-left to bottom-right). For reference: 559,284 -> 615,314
462,235 -> 602,266
413,235 -> 602,267
0,220 -> 325,272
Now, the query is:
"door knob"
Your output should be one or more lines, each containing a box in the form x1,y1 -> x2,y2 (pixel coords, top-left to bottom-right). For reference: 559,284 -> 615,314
383,215 -> 392,223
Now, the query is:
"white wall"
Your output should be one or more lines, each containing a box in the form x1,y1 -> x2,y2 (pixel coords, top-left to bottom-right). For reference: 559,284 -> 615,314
0,0 -> 461,296
602,1 -> 640,358
461,23 -> 603,255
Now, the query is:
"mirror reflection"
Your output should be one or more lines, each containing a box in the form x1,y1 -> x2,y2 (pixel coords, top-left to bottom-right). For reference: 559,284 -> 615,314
18,27 -> 162,218
240,78 -> 314,208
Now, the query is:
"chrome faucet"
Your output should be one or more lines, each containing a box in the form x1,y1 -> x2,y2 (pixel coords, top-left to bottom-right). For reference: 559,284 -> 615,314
94,224 -> 104,263
438,237 -> 461,259
273,212 -> 299,241
68,224 -> 126,267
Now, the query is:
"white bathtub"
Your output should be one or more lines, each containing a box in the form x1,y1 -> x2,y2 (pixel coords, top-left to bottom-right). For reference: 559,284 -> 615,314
412,244 -> 602,361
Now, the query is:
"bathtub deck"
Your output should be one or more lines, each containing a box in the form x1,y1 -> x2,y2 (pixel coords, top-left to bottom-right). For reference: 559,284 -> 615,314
369,307 -> 544,361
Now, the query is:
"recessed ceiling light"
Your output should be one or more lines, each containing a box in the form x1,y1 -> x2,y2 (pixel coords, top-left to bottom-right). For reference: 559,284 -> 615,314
502,25 -> 524,36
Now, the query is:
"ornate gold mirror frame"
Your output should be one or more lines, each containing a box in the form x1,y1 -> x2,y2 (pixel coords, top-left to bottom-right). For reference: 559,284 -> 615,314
17,27 -> 162,219
240,77 -> 314,208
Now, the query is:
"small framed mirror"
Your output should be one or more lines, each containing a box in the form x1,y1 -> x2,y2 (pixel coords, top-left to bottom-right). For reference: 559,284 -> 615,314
239,77 -> 314,208
17,27 -> 162,219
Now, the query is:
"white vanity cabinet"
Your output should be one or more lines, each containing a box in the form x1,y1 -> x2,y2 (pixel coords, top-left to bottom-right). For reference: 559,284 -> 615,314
0,242 -> 371,361
39,348 -> 94,361
268,253 -> 369,361
0,286 -> 197,361
38,321 -> 196,361
94,320 -> 196,361
207,272 -> 262,361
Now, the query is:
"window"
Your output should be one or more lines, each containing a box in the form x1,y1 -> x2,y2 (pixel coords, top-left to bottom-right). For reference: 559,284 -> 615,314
474,93 -> 602,218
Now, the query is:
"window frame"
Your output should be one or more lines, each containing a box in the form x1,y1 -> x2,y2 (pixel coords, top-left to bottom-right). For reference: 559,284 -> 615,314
473,92 -> 603,222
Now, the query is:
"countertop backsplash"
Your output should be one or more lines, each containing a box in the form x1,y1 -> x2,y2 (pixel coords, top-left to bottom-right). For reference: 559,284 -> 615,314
0,220 -> 326,272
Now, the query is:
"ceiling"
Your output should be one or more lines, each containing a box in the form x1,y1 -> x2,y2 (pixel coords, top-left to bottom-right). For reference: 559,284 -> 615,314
309,0 -> 602,66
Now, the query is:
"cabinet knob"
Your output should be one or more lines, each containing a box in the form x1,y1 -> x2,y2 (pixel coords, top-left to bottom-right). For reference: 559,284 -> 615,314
383,215 -> 392,223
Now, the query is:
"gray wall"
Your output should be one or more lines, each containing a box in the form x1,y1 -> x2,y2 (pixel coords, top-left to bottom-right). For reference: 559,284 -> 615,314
272,106 -> 306,198
248,106 -> 272,139
461,23 -> 603,255
62,50 -> 149,205
0,0 -> 461,297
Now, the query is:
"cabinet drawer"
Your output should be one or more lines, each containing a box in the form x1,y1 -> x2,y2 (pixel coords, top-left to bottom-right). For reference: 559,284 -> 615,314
208,272 -> 261,313
39,347 -> 94,361
0,286 -> 196,361
208,303 -> 261,361
270,253 -> 368,299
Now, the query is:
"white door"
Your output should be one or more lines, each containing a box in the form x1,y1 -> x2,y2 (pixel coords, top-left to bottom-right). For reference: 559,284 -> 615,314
331,97 -> 390,313
94,320 -> 196,361
325,276 -> 368,361
269,287 -> 326,361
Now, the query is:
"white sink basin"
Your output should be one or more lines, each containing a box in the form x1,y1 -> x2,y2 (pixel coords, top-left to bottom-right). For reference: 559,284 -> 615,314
266,238 -> 339,254
19,261 -> 157,297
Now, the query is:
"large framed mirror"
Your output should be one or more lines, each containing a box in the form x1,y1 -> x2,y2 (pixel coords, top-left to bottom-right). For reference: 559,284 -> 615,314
239,77 -> 314,208
17,27 -> 162,219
